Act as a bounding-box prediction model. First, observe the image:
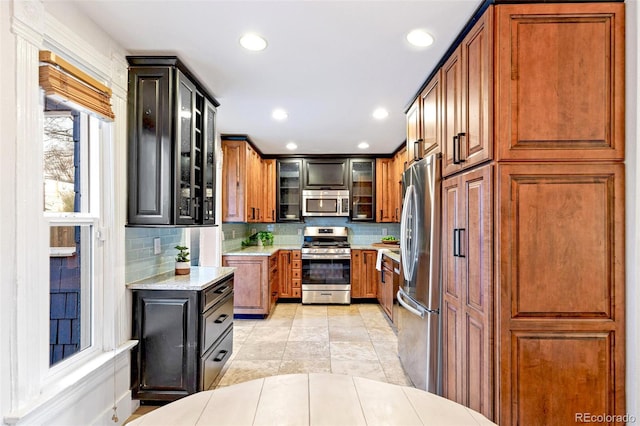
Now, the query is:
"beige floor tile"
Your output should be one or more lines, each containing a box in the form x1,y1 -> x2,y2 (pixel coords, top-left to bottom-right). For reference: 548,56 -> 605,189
253,317 -> 293,328
330,340 -> 378,361
287,325 -> 329,342
327,304 -> 362,316
247,325 -> 291,341
233,341 -> 286,360
283,341 -> 330,359
381,358 -> 414,386
329,326 -> 371,342
278,359 -> 331,375
328,315 -> 365,327
291,316 -> 328,327
372,340 -> 400,361
295,305 -> 328,317
367,325 -> 398,341
216,360 -> 280,387
331,359 -> 387,382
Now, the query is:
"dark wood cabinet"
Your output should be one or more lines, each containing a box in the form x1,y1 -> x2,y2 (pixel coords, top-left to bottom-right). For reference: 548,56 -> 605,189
351,249 -> 377,299
277,249 -> 302,299
131,275 -> 233,402
303,158 -> 348,190
406,99 -> 421,166
377,254 -> 399,322
375,158 -> 395,223
126,56 -> 219,226
277,159 -> 303,222
441,164 -> 493,419
350,159 -> 375,221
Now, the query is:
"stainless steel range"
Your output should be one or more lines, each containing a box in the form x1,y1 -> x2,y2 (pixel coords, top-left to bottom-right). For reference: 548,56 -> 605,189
301,226 -> 351,304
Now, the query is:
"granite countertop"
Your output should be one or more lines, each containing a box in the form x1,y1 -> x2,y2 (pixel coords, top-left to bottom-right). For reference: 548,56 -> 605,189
223,244 -> 302,256
351,245 -> 401,263
127,266 -> 236,291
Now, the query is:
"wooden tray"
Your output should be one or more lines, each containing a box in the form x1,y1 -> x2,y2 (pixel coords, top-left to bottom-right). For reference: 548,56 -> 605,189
371,242 -> 400,248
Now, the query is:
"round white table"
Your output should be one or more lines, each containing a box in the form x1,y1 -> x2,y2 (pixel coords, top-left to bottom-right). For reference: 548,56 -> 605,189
129,373 -> 496,425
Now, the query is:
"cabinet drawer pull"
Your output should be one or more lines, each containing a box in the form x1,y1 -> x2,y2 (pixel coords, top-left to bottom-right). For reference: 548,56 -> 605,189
381,270 -> 385,284
457,132 -> 466,163
213,349 -> 229,362
453,228 -> 459,257
214,314 -> 229,324
214,286 -> 230,294
453,136 -> 460,164
414,139 -> 423,161
457,228 -> 465,258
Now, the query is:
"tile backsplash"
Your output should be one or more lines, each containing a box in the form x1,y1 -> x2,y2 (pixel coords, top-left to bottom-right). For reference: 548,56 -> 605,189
125,227 -> 187,283
221,217 -> 400,250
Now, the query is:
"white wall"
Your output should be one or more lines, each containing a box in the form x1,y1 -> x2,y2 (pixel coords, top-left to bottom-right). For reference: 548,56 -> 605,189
626,0 -> 639,420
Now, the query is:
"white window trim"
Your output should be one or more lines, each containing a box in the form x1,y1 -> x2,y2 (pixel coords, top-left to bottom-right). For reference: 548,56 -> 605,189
6,2 -> 132,422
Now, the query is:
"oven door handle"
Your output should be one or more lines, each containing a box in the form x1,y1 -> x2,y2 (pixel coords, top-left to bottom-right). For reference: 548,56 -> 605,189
301,254 -> 352,260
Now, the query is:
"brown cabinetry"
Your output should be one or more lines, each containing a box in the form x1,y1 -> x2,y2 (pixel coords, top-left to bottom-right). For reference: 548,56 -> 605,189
278,249 -> 302,299
495,3 -> 625,162
496,162 -> 625,426
375,158 -> 395,223
442,11 -> 492,177
441,164 -> 493,419
222,139 -> 275,223
377,254 -> 399,322
351,249 -> 377,299
406,71 -> 443,166
222,254 -> 277,316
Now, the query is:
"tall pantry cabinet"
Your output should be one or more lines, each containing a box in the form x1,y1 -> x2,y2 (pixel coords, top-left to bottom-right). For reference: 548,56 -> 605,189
407,2 -> 626,425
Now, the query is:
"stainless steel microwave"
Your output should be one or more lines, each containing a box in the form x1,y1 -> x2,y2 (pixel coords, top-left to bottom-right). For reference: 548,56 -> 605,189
302,190 -> 350,217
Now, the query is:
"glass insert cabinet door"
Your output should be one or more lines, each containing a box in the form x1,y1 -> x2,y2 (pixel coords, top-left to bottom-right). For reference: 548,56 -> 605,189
350,159 -> 374,221
277,159 -> 302,221
176,71 -> 201,224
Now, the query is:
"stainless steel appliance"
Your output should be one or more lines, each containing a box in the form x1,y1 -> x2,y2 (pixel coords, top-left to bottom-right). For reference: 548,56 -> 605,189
301,226 -> 351,304
397,153 -> 442,393
302,190 -> 350,217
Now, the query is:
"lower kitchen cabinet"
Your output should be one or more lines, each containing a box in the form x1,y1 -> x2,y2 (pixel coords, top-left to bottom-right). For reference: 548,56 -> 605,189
351,249 -> 377,299
496,162 -> 625,425
278,249 -> 302,299
131,275 -> 234,402
222,254 -> 278,316
377,254 -> 399,322
441,164 -> 493,418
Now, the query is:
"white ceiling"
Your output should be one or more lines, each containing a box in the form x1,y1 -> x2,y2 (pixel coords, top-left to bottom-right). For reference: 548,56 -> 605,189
64,0 -> 482,155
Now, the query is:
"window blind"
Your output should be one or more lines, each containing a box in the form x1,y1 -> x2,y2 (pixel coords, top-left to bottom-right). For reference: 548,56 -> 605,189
39,50 -> 115,121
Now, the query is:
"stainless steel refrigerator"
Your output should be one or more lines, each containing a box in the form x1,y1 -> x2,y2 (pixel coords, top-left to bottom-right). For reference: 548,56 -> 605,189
397,153 -> 442,394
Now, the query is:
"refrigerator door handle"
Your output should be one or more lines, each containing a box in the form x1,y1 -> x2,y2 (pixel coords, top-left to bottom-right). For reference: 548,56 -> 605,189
400,184 -> 417,281
397,289 -> 425,318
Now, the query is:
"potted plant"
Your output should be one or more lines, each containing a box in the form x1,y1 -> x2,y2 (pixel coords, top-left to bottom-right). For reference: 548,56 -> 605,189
174,245 -> 190,275
256,231 -> 274,246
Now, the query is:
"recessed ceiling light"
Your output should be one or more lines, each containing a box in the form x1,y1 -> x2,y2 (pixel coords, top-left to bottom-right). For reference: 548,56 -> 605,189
406,29 -> 434,47
358,142 -> 370,150
240,33 -> 267,51
286,142 -> 297,150
272,108 -> 288,120
372,108 -> 389,120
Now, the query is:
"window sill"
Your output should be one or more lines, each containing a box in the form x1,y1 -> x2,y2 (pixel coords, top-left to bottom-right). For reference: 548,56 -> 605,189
4,340 -> 138,425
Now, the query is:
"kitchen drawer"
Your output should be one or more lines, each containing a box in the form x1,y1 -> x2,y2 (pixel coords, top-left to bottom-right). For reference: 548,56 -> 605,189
381,256 -> 394,271
201,292 -> 233,351
292,269 -> 301,279
292,250 -> 301,260
202,277 -> 233,313
291,260 -> 302,270
292,288 -> 301,298
201,326 -> 233,391
292,278 -> 301,289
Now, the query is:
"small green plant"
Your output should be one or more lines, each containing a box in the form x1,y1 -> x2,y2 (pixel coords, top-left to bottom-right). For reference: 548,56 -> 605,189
257,231 -> 274,246
174,245 -> 190,262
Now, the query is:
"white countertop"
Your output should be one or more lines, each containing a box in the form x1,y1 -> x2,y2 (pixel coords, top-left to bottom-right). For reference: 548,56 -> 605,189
126,266 -> 236,291
128,373 -> 496,426
223,244 -> 301,256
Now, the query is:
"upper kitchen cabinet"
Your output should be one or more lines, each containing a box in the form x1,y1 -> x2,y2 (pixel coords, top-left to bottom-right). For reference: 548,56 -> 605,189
405,98 -> 422,166
495,3 -> 625,162
350,159 -> 375,221
222,137 -> 274,223
277,159 -> 303,221
262,159 -> 277,222
442,11 -> 492,177
126,56 -> 219,226
375,158 -> 395,223
303,158 -> 348,190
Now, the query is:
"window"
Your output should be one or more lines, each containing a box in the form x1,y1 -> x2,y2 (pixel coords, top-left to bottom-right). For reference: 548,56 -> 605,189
44,102 -> 103,366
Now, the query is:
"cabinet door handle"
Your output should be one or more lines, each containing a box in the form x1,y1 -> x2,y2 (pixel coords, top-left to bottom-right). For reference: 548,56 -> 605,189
272,209 -> 275,220
414,139 -> 423,161
457,132 -> 466,163
457,228 -> 466,258
453,228 -> 459,257
257,208 -> 261,220
213,349 -> 229,362
381,270 -> 385,284
214,314 -> 229,324
453,136 -> 460,164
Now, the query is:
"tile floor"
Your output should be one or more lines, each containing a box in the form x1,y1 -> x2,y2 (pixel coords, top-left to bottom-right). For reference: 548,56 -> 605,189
125,302 -> 411,424
211,302 -> 412,389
